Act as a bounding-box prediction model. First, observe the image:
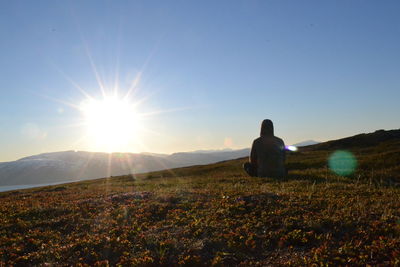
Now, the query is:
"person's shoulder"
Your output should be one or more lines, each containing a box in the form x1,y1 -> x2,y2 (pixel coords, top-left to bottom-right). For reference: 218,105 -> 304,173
253,137 -> 262,143
252,137 -> 262,147
274,136 -> 285,144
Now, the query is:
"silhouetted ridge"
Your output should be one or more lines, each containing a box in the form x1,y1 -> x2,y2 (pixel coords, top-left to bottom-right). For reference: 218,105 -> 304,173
306,129 -> 400,150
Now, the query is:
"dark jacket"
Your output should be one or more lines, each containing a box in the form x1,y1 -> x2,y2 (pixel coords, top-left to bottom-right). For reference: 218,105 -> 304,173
250,120 -> 286,177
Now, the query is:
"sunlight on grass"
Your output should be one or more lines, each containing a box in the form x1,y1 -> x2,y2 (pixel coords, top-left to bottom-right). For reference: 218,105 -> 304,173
0,142 -> 399,265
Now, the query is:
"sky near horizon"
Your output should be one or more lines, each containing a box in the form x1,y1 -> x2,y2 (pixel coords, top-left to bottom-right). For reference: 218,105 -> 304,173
0,0 -> 399,162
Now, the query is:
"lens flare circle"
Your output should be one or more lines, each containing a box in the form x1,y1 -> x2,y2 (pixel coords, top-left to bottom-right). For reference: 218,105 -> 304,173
80,96 -> 139,152
328,150 -> 357,176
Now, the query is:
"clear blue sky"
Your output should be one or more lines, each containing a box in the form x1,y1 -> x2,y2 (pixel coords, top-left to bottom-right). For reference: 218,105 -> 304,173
0,0 -> 399,161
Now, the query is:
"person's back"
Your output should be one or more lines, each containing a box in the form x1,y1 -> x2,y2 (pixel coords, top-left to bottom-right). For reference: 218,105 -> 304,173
244,119 -> 286,178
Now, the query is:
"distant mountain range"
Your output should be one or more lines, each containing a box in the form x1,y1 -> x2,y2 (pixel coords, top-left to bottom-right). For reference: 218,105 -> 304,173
1,129 -> 398,186
0,148 -> 250,186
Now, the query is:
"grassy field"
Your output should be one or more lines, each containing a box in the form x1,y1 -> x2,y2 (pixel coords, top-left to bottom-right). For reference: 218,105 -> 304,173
1,138 -> 399,266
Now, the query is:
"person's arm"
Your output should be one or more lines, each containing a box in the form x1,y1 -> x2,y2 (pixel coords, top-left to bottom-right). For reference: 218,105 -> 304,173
281,140 -> 286,162
250,140 -> 258,168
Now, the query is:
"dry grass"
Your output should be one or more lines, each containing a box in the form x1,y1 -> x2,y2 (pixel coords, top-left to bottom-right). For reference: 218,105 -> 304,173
0,140 -> 399,266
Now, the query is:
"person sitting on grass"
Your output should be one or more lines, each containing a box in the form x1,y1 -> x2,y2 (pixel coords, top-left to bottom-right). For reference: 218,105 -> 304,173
243,119 -> 286,178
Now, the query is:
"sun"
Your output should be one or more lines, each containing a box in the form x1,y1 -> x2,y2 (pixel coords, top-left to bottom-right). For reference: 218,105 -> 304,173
80,95 -> 141,152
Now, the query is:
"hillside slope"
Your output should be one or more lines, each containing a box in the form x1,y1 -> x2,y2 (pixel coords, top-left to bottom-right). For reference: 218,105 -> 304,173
0,134 -> 399,266
305,129 -> 400,150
